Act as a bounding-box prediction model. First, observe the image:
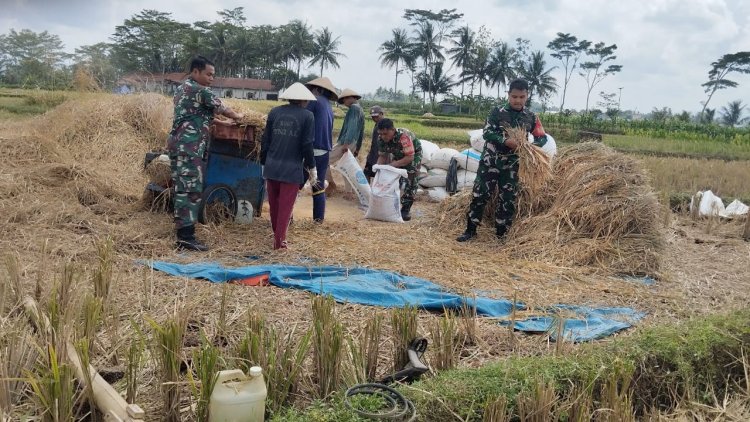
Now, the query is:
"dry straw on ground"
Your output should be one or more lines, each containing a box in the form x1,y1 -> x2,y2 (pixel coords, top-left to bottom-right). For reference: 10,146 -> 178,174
436,141 -> 663,276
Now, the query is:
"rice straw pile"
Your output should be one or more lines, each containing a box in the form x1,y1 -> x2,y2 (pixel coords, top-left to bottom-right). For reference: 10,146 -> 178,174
223,99 -> 268,141
437,142 -> 664,276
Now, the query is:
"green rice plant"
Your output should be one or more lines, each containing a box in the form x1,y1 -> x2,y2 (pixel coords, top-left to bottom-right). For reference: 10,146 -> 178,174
1,254 -> 23,314
459,298 -> 479,347
596,363 -> 635,422
391,305 -> 419,372
91,237 -> 114,303
0,324 -> 37,417
516,379 -> 558,422
26,344 -> 80,422
147,313 -> 187,422
345,313 -> 383,385
428,311 -> 459,371
482,395 -> 510,422
237,311 -> 311,415
126,322 -> 145,404
311,295 -> 345,399
78,294 -> 103,354
187,332 -> 221,422
73,338 -> 96,421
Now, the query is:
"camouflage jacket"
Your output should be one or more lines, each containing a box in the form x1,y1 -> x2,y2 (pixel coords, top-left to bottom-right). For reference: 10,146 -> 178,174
379,128 -> 423,166
483,105 -> 547,155
167,77 -> 226,157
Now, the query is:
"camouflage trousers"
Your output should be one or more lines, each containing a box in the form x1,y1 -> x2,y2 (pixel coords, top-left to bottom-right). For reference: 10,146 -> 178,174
467,147 -> 519,231
170,153 -> 205,229
400,154 -> 422,212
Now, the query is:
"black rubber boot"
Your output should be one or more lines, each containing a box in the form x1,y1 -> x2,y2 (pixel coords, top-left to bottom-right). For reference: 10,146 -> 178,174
176,225 -> 208,251
495,225 -> 508,240
456,220 -> 477,242
400,205 -> 412,221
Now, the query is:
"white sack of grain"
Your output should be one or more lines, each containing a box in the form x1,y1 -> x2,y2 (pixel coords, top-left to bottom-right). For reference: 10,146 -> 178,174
457,148 -> 482,173
427,187 -> 449,203
418,165 -> 429,180
418,168 -> 448,188
456,169 -> 477,190
365,164 -> 407,223
469,129 -> 485,152
420,140 -> 440,167
429,147 -> 460,170
332,149 -> 371,207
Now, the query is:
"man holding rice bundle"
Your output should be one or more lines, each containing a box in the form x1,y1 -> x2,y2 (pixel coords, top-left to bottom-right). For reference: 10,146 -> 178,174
376,118 -> 423,221
456,78 -> 548,242
168,56 -> 244,251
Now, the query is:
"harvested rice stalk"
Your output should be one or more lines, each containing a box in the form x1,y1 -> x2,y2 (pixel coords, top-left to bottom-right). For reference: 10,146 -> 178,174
506,126 -> 553,217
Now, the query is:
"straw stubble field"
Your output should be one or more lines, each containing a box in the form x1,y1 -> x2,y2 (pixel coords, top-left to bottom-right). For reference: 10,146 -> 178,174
1,92 -> 749,420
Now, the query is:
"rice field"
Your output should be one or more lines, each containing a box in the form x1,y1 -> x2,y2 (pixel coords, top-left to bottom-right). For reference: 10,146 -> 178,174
0,90 -> 749,421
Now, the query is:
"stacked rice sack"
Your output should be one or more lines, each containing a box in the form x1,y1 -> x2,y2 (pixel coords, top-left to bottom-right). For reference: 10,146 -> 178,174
416,140 -> 458,202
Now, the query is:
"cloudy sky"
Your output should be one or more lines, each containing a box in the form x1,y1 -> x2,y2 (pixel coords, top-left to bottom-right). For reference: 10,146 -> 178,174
2,0 -> 749,113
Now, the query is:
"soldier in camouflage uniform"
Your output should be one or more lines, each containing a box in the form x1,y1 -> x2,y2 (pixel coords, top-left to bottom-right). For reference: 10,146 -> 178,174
376,118 -> 423,221
457,79 -> 548,242
168,56 -> 243,251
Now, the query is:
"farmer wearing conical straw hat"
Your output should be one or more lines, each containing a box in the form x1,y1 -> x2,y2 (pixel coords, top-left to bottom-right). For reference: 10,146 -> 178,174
456,78 -> 549,242
261,82 -> 317,250
329,88 -> 365,164
168,56 -> 244,251
304,77 -> 338,222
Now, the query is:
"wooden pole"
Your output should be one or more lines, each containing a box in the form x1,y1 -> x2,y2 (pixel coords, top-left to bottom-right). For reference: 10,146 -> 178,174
22,296 -> 145,422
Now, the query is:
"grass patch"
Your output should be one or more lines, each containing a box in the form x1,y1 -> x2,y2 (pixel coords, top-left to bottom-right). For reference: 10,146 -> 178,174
639,155 -> 750,200
272,309 -> 750,421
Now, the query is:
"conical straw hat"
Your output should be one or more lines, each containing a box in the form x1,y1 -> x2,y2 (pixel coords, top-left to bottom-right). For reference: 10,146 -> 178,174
337,88 -> 361,104
305,77 -> 339,101
279,82 -> 317,101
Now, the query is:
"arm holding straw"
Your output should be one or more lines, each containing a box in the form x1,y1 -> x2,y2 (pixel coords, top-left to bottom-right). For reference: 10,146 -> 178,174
483,107 -> 518,151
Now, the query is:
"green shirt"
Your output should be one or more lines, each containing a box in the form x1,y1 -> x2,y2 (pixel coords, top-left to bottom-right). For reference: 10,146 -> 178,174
337,103 -> 365,150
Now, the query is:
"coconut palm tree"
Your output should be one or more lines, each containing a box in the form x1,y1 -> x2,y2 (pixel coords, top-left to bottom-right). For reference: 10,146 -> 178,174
520,51 -> 558,107
309,27 -> 345,77
489,42 -> 516,99
413,21 -> 444,105
378,28 -> 413,99
417,62 -> 454,105
284,20 -> 314,81
720,100 -> 749,127
447,25 -> 474,99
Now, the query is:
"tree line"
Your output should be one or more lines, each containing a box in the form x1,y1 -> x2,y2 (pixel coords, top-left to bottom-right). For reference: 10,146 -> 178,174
0,6 -> 747,124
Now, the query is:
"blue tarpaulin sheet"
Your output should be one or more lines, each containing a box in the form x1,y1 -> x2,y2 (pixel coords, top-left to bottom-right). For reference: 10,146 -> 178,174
147,261 -> 644,341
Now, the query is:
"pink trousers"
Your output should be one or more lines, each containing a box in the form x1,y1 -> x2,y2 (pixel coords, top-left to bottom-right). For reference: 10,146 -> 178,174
266,179 -> 299,249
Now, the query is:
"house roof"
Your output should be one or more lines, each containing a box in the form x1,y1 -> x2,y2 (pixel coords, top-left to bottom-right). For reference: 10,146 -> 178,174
117,72 -> 276,91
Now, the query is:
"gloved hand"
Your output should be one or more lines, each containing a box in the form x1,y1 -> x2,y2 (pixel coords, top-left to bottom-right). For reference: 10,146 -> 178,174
307,167 -> 318,187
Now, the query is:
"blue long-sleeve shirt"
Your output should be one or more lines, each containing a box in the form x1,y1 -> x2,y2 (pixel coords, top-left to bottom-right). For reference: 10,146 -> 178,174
306,94 -> 333,151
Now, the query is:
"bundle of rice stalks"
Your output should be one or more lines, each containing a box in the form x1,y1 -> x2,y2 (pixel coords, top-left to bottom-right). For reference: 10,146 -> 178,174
507,126 -> 554,217
223,100 -> 268,140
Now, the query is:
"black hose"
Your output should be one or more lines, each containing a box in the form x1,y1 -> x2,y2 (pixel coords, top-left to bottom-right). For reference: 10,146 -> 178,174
344,383 -> 417,421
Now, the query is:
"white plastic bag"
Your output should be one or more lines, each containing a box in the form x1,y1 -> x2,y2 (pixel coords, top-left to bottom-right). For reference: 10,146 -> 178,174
725,199 -> 749,216
332,150 -> 371,207
457,148 -> 481,173
690,190 -> 726,217
429,148 -> 460,170
365,164 -> 408,223
540,133 -> 557,158
418,168 -> 447,188
419,140 -> 440,167
468,129 -> 485,152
